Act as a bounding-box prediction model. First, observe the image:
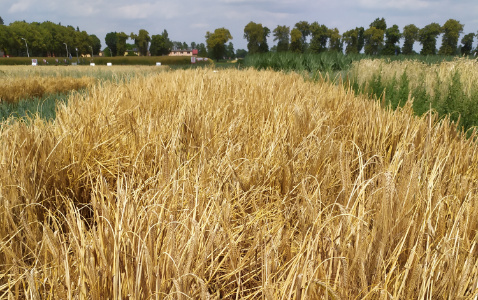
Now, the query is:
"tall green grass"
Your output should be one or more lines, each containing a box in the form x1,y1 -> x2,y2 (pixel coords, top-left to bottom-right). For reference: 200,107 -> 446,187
243,52 -> 459,74
243,52 -> 357,74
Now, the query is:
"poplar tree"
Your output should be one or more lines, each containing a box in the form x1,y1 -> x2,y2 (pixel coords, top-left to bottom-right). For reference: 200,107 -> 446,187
402,24 -> 419,55
439,19 -> 463,55
273,25 -> 290,52
418,23 -> 441,55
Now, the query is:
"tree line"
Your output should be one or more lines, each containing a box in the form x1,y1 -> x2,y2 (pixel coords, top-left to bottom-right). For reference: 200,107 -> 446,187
0,19 -> 102,57
1,16 -> 477,59
244,18 -> 476,56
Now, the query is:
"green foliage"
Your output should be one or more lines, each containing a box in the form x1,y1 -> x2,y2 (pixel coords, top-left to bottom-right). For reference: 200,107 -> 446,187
364,26 -> 384,55
364,18 -> 387,55
342,27 -> 364,55
309,22 -> 329,53
328,28 -> 342,52
273,25 -> 290,52
89,34 -> 101,56
439,19 -> 463,55
289,28 -> 303,53
294,21 -> 310,50
370,17 -> 387,31
205,28 -> 233,60
236,49 -> 247,58
460,33 -> 475,56
197,43 -> 207,57
131,29 -> 150,56
0,21 -> 100,57
243,51 -> 354,73
402,24 -> 419,55
149,30 -> 172,56
116,32 -> 129,56
418,23 -> 442,55
105,32 -> 118,57
382,25 -> 401,55
225,42 -> 235,58
349,59 -> 478,134
243,22 -> 269,54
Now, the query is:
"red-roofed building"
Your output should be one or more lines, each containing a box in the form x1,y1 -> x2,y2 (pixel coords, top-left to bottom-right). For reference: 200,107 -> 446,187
169,49 -> 198,57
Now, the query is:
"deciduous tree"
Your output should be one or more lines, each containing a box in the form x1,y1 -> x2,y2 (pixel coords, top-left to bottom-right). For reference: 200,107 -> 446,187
402,24 -> 419,55
149,30 -> 173,56
131,29 -> 150,56
273,25 -> 290,52
205,27 -> 232,60
244,22 -> 269,54
0,24 -> 10,55
364,18 -> 386,55
342,27 -> 364,54
382,24 -> 401,55
105,32 -> 118,56
116,32 -> 129,56
309,22 -> 329,53
370,17 -> 387,31
328,28 -> 342,52
225,42 -> 235,58
289,28 -> 302,53
364,26 -> 384,55
198,43 -> 207,57
294,21 -> 310,51
460,33 -> 474,56
236,48 -> 247,58
418,23 -> 441,55
439,19 -> 463,55
89,34 -> 101,56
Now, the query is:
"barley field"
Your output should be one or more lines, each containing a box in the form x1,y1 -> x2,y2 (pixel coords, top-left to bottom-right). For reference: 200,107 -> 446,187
1,67 -> 478,299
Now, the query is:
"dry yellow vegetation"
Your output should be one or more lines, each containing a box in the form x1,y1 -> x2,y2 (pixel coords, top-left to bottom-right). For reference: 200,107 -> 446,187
351,57 -> 478,97
0,76 -> 95,103
0,65 -> 171,103
1,68 -> 478,299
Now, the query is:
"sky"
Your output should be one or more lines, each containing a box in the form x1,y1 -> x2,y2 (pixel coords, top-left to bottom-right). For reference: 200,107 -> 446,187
2,0 -> 478,51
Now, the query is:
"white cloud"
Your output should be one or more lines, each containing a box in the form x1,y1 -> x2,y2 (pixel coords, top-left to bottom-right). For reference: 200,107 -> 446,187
114,3 -> 158,19
357,0 -> 434,10
190,23 -> 210,29
8,0 -> 33,13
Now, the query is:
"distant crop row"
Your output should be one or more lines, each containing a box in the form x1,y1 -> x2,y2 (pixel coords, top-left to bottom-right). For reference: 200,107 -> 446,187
0,55 -> 212,66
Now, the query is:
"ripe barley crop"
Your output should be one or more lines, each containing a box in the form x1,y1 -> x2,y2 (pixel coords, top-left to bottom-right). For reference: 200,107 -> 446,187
0,68 -> 477,299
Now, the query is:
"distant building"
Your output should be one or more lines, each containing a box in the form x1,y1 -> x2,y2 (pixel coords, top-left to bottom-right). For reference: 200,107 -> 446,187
169,49 -> 198,57
125,47 -> 140,56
